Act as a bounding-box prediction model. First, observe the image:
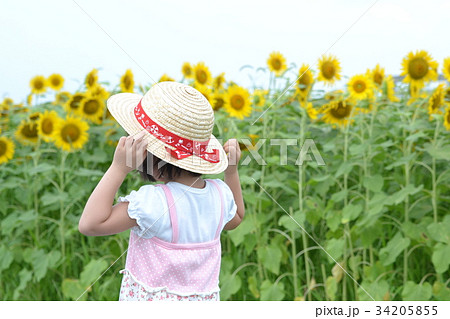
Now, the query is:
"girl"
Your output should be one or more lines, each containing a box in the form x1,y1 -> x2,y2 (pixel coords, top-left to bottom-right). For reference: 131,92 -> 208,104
79,82 -> 245,301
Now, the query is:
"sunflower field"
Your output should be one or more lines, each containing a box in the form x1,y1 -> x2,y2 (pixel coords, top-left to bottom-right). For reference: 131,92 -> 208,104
0,51 -> 450,301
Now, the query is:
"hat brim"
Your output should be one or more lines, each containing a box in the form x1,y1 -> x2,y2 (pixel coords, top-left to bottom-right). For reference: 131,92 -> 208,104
107,93 -> 228,175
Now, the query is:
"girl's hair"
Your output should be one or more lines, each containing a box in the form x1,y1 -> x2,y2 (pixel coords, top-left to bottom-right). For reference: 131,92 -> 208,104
139,152 -> 201,182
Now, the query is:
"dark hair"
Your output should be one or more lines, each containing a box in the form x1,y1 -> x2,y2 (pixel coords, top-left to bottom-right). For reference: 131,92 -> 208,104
139,152 -> 201,182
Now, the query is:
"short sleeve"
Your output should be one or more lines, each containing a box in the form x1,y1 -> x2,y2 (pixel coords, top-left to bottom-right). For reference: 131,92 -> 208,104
117,185 -> 164,238
213,179 -> 237,224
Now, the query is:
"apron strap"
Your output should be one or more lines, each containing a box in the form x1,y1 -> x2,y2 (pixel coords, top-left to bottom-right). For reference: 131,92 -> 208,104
207,179 -> 225,240
156,184 -> 179,243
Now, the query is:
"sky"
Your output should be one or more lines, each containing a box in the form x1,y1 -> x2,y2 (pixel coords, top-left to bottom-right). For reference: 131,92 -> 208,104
1,0 -> 450,103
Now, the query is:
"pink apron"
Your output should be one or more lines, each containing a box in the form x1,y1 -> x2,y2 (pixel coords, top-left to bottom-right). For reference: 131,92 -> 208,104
119,179 -> 224,301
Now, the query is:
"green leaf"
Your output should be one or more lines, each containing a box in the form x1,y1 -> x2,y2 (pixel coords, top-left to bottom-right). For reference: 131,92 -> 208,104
325,276 -> 338,301
228,217 -> 254,246
0,245 -> 14,273
402,281 -> 432,301
431,243 -> 450,274
330,190 -> 348,203
41,191 -> 68,207
62,279 -> 87,301
77,168 -> 105,177
80,259 -> 109,287
326,210 -> 341,232
427,220 -> 450,244
248,276 -> 260,299
257,244 -> 282,275
278,210 -> 305,232
432,281 -> 450,301
341,204 -> 362,224
325,237 -> 345,263
335,162 -> 353,178
388,184 -> 423,205
424,143 -> 450,161
13,269 -> 32,300
29,163 -> 54,175
219,273 -> 241,300
379,232 -> 410,266
260,280 -> 285,301
385,154 -> 416,170
363,174 -> 384,193
358,280 -> 389,301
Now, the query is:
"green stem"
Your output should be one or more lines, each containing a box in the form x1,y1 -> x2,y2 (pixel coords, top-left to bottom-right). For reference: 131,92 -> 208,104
431,119 -> 440,223
290,227 -> 298,298
59,152 -> 68,279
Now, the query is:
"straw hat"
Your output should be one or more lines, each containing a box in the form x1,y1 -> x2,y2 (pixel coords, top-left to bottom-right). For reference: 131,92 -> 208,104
107,81 -> 228,175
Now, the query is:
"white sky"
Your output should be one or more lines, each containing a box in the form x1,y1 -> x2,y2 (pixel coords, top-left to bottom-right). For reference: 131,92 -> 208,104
1,0 -> 450,102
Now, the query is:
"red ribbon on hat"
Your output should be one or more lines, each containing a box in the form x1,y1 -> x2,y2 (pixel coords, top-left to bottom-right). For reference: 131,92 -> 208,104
134,99 -> 220,163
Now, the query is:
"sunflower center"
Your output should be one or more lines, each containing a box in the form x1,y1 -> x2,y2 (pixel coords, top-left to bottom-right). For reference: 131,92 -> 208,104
61,124 -> 81,143
353,80 -> 367,93
84,99 -> 100,115
52,78 -> 61,86
123,76 -> 132,89
330,102 -> 351,119
70,96 -> 84,110
22,122 -> 38,138
408,57 -> 428,80
322,62 -> 336,79
298,73 -> 312,90
271,59 -> 282,70
230,95 -> 245,110
183,66 -> 192,76
34,80 -> 44,90
41,118 -> 54,135
0,140 -> 6,156
214,97 -> 224,110
196,70 -> 207,84
374,73 -> 383,86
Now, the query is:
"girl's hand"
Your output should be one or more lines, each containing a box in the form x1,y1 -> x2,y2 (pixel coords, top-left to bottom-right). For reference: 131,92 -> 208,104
223,138 -> 241,175
112,131 -> 148,174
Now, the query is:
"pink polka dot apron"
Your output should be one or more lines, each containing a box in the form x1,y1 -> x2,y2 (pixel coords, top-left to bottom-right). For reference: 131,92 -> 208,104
119,179 -> 224,301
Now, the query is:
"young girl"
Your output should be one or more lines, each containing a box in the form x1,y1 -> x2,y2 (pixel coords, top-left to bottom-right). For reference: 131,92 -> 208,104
78,82 -> 245,301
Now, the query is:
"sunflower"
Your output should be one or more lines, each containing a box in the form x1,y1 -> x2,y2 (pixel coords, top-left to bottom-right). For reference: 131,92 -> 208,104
2,98 -> 13,107
428,84 -> 445,117
27,94 -> 33,106
120,69 -> 134,92
37,110 -> 60,142
443,57 -> 450,82
158,74 -> 175,82
366,64 -> 385,88
384,75 -> 399,102
79,95 -> 105,123
85,69 -> 98,89
239,134 -> 259,152
295,64 -> 314,98
213,73 -> 226,90
407,82 -> 428,105
320,99 -> 354,127
325,90 -> 344,101
444,86 -> 450,103
301,102 -> 318,120
181,62 -> 193,79
88,84 -> 109,100
317,54 -> 341,85
267,51 -> 287,77
195,85 -> 212,104
47,73 -> 64,91
53,116 -> 89,151
444,107 -> 450,131
401,50 -> 438,88
30,75 -> 47,94
348,74 -> 374,100
15,120 -> 39,145
224,86 -> 252,119
0,136 -> 14,164
252,89 -> 269,109
211,91 -> 227,111
193,62 -> 212,86
53,91 -> 72,106
64,92 -> 86,114
29,112 -> 41,122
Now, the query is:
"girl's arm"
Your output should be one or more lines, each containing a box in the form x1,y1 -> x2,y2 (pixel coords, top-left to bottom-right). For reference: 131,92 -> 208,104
78,132 -> 148,236
222,139 -> 245,230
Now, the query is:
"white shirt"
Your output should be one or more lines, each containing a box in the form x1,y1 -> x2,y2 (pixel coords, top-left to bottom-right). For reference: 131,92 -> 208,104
118,179 -> 237,243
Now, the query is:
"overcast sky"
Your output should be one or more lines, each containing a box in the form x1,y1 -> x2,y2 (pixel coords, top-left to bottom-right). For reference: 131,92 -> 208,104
1,0 -> 449,102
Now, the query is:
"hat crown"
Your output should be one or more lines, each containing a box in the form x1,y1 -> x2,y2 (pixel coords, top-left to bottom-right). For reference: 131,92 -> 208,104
141,82 -> 214,142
